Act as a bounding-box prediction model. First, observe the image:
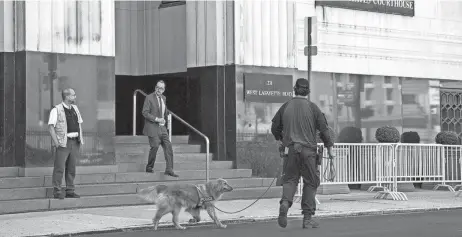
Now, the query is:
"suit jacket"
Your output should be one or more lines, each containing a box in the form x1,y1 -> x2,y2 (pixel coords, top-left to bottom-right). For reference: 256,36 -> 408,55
142,93 -> 169,137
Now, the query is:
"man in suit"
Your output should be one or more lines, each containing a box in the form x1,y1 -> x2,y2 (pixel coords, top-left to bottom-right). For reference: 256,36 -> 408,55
142,80 -> 179,177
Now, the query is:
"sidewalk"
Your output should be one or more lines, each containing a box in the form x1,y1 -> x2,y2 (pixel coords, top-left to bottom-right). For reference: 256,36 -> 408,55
0,190 -> 461,237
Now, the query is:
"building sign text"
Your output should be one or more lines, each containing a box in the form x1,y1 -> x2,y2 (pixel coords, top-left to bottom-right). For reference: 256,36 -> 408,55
244,73 -> 293,103
315,0 -> 415,17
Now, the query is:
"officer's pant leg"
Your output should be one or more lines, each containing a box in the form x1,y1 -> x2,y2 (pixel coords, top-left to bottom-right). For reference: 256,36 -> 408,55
280,146 -> 301,208
300,148 -> 320,216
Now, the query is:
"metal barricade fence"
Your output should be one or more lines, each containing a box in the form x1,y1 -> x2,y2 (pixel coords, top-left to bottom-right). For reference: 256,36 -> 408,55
293,143 -> 462,203
394,144 -> 444,185
439,145 -> 462,195
294,143 -> 397,203
390,144 -> 461,196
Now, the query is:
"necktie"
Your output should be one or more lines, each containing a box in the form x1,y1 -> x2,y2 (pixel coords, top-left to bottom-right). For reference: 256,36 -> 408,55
158,96 -> 163,117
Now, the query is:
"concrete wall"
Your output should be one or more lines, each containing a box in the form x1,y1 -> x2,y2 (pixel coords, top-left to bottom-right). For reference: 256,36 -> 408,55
115,1 -> 234,76
115,1 -> 186,75
233,0 -> 298,68
0,1 -> 15,52
21,0 -> 114,56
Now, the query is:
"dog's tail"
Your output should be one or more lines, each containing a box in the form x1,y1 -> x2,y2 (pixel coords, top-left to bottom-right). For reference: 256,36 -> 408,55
137,185 -> 168,203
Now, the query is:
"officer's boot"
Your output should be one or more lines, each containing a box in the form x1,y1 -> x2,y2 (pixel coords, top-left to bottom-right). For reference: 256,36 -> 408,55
302,214 -> 319,229
278,201 -> 290,228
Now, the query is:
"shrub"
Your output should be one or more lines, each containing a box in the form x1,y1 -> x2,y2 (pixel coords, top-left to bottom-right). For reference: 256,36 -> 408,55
401,131 -> 420,143
316,127 -> 336,144
237,134 -> 282,179
435,131 -> 460,145
375,126 -> 400,143
337,126 -> 363,143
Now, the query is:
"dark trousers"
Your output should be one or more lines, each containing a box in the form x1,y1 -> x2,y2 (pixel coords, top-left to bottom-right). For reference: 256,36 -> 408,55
146,126 -> 174,172
52,138 -> 80,194
280,144 -> 320,216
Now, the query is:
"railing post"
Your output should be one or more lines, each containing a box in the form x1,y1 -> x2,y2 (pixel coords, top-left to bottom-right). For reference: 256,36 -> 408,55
133,93 -> 137,136
206,137 -> 210,183
167,111 -> 210,184
392,144 -> 398,193
441,145 -> 446,186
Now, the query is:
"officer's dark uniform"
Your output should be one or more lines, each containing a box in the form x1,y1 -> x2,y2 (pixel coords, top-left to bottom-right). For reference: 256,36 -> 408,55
271,78 -> 334,228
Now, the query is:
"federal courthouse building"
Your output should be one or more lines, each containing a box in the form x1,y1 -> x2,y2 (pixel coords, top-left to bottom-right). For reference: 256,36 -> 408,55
0,0 -> 462,171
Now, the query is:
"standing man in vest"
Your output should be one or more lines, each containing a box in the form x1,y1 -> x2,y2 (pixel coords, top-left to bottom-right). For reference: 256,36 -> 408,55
48,88 -> 83,199
142,80 -> 178,177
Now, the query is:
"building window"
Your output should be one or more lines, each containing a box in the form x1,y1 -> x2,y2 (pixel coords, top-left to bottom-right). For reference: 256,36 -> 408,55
386,88 -> 393,101
384,76 -> 392,84
365,88 -> 373,100
387,105 -> 394,115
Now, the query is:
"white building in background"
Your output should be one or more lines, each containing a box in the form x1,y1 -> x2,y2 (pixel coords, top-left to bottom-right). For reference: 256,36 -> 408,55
1,0 -> 461,168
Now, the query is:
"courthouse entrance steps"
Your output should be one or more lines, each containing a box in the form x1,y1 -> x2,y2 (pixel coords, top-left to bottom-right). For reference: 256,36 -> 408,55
0,186 -> 282,215
0,135 -> 282,214
0,175 -> 281,214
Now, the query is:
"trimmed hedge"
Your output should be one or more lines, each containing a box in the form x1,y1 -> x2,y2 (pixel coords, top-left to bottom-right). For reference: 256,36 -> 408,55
401,131 -> 420,143
337,126 -> 363,143
435,131 -> 460,145
236,135 -> 283,179
375,126 -> 400,143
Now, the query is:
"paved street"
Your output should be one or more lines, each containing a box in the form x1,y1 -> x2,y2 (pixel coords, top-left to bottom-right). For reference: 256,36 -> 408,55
80,209 -> 462,237
1,191 -> 460,237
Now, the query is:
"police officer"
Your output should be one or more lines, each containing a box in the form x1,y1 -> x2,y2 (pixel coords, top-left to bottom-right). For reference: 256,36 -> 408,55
271,78 -> 335,229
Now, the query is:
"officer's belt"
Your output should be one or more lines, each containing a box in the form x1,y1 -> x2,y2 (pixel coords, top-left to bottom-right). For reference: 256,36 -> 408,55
287,142 -> 318,151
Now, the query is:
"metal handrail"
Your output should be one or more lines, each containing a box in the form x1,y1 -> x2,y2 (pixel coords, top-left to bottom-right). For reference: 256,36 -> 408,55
132,89 -> 210,182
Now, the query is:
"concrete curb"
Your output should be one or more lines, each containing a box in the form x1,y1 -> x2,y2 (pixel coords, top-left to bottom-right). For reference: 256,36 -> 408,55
26,206 -> 462,237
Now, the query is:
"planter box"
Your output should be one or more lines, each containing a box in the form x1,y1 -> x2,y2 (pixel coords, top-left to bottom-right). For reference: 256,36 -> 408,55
317,184 -> 350,194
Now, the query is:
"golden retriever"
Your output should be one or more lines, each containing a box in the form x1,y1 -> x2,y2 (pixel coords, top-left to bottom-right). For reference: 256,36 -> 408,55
137,178 -> 234,230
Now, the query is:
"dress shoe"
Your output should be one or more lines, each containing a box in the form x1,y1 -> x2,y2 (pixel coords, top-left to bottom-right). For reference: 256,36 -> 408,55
164,171 -> 179,177
54,193 -> 65,199
146,170 -> 154,173
66,192 -> 81,198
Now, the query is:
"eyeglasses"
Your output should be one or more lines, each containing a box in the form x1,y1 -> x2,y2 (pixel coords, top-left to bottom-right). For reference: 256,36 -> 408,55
156,87 -> 165,91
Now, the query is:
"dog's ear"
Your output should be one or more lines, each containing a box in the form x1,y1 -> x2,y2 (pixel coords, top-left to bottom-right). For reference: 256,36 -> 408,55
215,178 -> 226,192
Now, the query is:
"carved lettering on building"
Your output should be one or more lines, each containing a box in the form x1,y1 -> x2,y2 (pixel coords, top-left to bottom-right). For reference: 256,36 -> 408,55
244,73 -> 294,103
350,0 -> 414,9
316,0 -> 415,17
246,90 -> 293,97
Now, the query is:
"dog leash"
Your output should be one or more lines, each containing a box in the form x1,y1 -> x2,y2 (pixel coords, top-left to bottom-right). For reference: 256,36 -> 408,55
323,156 -> 336,182
211,176 -> 278,214
212,156 -> 335,214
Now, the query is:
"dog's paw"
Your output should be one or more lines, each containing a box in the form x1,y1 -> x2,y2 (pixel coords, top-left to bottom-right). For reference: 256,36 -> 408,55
175,225 -> 187,230
218,224 -> 227,229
